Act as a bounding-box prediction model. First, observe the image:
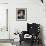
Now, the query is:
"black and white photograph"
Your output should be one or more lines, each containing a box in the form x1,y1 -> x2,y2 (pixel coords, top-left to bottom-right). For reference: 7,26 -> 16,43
16,8 -> 27,21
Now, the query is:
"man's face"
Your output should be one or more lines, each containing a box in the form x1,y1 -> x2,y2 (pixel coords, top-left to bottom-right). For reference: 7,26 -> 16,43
19,11 -> 24,16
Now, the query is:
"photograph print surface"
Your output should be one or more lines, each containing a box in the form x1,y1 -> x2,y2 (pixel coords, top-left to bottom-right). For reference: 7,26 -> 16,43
16,8 -> 27,21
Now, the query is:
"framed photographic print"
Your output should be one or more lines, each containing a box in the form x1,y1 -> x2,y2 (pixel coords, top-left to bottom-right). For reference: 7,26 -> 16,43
16,8 -> 27,21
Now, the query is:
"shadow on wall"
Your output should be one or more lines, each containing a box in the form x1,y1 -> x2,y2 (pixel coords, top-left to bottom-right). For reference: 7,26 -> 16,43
40,25 -> 45,46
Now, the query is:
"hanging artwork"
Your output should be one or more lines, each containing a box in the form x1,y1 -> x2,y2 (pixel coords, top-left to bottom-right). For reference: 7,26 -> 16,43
16,8 -> 27,21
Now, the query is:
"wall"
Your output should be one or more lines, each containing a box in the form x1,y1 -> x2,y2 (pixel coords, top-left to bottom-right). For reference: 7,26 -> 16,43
0,0 -> 8,3
8,0 -> 46,46
8,0 -> 45,45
